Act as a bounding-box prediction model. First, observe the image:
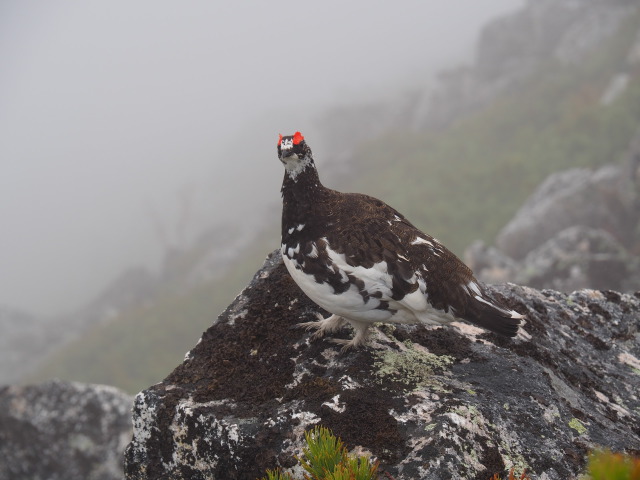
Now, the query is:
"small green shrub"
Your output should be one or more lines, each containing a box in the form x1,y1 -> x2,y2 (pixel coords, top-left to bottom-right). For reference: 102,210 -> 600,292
299,426 -> 350,479
585,450 -> 640,480
258,426 -> 378,480
323,456 -> 378,480
261,469 -> 294,480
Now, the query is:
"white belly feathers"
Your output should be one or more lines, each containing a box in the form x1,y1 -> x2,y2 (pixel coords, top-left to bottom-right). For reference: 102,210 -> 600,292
281,243 -> 455,327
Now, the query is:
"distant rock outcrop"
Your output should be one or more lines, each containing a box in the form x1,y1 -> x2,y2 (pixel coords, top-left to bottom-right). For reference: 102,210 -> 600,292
124,251 -> 640,480
416,0 -> 639,129
495,165 -> 636,261
517,226 -> 631,291
0,380 -> 133,480
466,154 -> 640,293
470,226 -> 632,293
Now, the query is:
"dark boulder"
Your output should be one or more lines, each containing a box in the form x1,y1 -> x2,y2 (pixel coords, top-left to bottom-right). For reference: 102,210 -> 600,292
124,251 -> 640,480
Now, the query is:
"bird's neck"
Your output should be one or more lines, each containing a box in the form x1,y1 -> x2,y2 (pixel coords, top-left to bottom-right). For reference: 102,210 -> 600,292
281,157 -> 325,236
281,155 -> 323,197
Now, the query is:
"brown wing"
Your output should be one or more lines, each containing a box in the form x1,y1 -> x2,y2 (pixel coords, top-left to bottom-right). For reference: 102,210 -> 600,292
319,191 -> 522,336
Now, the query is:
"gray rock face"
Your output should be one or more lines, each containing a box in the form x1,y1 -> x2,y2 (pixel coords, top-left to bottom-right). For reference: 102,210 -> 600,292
124,251 -> 640,480
515,226 -> 630,292
496,165 -> 636,260
468,157 -> 640,293
470,226 -> 635,293
465,240 -> 520,285
0,380 -> 133,480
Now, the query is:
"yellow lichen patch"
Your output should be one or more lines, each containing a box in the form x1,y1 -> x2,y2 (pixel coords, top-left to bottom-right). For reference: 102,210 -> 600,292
373,341 -> 454,392
569,417 -> 588,435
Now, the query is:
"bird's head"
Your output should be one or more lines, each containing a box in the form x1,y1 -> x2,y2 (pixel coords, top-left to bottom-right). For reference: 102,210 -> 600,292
277,131 -> 314,181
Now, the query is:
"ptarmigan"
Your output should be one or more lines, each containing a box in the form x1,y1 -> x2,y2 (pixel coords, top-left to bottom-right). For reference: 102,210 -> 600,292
278,131 -> 523,350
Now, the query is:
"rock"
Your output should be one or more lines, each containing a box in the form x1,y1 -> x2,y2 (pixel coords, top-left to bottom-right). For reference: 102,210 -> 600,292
464,240 -> 519,285
124,251 -> 640,480
468,226 -> 636,293
0,380 -> 133,480
467,153 -> 640,292
496,165 -> 636,259
514,226 -> 631,292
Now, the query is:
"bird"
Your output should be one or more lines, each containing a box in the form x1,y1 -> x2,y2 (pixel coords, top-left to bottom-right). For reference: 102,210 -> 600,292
277,131 -> 523,350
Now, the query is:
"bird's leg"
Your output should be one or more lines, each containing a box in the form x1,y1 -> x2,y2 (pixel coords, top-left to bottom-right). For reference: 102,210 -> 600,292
329,320 -> 371,352
296,313 -> 347,341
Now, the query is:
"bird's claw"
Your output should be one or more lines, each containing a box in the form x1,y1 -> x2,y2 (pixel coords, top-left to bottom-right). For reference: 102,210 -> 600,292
294,321 -> 328,341
327,337 -> 359,353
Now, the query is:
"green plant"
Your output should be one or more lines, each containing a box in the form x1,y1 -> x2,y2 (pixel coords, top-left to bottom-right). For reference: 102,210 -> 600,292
323,456 -> 378,480
299,427 -> 350,479
258,426 -> 378,480
261,469 -> 294,480
585,450 -> 640,480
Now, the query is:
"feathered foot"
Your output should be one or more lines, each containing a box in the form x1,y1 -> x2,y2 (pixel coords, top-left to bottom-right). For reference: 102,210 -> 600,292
328,319 -> 371,352
296,313 -> 347,341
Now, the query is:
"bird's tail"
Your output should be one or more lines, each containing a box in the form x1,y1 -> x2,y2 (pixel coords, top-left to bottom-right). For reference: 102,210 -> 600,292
464,284 -> 523,337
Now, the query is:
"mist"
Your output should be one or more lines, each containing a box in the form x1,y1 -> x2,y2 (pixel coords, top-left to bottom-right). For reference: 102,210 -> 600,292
0,1 -> 523,316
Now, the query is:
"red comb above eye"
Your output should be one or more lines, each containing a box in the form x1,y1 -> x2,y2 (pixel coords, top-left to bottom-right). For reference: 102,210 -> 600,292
293,131 -> 304,145
278,134 -> 283,145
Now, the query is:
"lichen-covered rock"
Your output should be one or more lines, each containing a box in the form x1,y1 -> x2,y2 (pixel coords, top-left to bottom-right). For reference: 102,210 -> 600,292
0,379 -> 133,480
124,251 -> 640,480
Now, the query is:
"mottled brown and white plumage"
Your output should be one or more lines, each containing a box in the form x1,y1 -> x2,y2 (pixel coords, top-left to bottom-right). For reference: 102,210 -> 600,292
278,131 -> 523,349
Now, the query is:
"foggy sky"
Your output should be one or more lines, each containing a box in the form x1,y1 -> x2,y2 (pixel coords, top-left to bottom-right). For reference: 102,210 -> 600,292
0,1 -> 523,316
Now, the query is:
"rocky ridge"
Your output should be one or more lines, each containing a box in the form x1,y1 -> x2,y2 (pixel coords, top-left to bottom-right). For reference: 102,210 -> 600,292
124,251 -> 640,480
